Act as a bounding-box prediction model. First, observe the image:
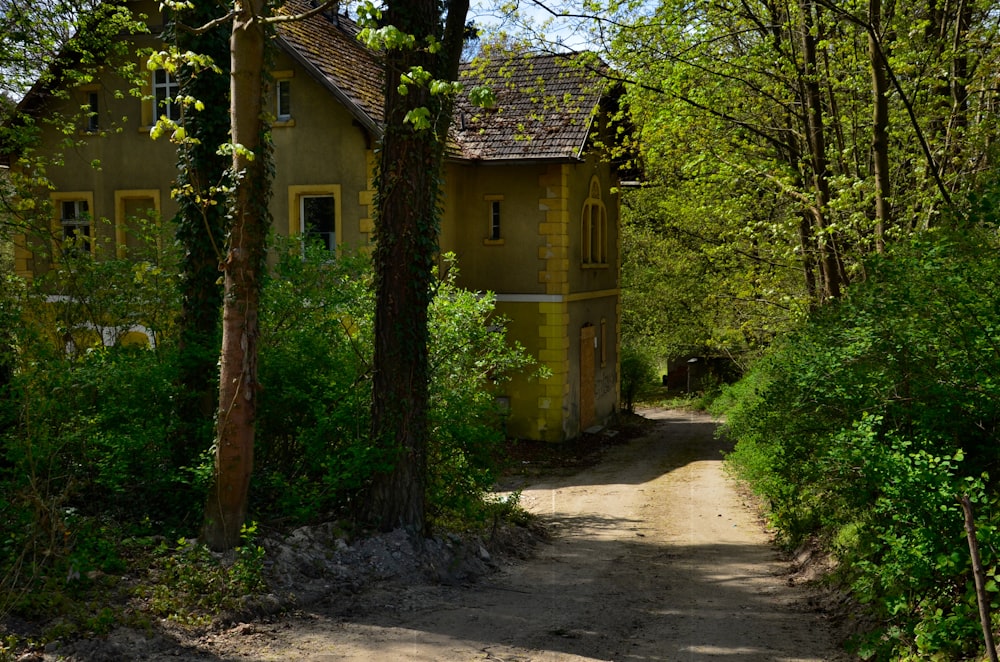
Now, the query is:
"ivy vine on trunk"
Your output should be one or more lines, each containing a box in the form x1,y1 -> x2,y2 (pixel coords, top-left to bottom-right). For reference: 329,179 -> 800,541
168,1 -> 230,477
365,0 -> 470,534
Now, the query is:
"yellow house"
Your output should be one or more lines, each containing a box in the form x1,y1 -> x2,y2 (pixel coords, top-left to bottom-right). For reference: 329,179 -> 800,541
10,0 -> 622,442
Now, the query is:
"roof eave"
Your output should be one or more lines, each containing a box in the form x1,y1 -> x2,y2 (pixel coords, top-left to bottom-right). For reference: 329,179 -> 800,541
575,113 -> 598,161
446,153 -> 586,165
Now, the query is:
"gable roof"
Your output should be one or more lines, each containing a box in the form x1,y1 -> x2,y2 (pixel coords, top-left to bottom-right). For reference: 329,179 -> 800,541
272,3 -> 607,162
274,0 -> 383,134
450,54 -> 607,163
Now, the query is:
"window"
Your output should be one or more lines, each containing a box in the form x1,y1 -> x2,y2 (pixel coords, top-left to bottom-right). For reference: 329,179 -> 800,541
302,195 -> 336,250
484,194 -> 504,244
276,79 -> 291,121
153,69 -> 180,121
51,192 -> 95,256
289,185 -> 342,254
490,200 -> 501,239
114,190 -> 162,258
272,71 -> 294,126
581,176 -> 608,266
86,91 -> 99,132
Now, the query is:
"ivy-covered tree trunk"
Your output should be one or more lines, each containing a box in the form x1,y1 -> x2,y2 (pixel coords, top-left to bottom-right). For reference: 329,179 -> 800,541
202,0 -> 271,552
366,0 -> 469,534
170,2 -> 230,474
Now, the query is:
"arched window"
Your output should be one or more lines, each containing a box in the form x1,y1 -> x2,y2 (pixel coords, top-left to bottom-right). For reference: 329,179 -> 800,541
581,176 -> 607,266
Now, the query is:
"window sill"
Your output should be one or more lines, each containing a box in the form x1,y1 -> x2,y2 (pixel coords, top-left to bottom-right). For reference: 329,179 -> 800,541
273,118 -> 295,128
581,262 -> 609,269
483,238 -> 504,246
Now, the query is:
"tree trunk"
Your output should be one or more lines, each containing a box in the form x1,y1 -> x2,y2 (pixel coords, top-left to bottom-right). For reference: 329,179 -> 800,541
868,0 -> 891,253
798,0 -> 844,299
201,0 -> 270,552
366,0 -> 469,534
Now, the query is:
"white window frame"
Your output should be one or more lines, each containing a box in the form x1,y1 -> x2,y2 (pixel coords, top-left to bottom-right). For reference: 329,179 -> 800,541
300,195 -> 336,251
51,191 -> 95,257
276,79 -> 292,121
288,185 -> 342,255
152,69 -> 180,121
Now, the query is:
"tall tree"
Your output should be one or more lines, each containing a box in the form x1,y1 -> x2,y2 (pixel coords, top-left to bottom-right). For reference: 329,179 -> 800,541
365,0 -> 470,533
201,0 -> 272,552
598,0 -> 1000,361
868,0 -> 891,252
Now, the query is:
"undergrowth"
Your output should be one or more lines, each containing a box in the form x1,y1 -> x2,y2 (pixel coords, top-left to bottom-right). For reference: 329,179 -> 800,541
714,228 -> 1000,660
0,241 -> 538,649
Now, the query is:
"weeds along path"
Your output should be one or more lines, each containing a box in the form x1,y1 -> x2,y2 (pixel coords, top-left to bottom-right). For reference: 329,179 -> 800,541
192,408 -> 850,661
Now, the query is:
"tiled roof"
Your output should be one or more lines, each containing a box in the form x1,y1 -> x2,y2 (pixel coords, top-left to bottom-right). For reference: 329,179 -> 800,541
275,3 -> 604,161
13,1 -> 605,164
450,54 -> 606,162
274,0 -> 384,131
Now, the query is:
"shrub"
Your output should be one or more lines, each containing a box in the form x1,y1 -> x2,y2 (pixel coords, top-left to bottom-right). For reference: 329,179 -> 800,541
254,245 -> 540,526
0,223 -> 185,621
715,229 -> 1000,659
425,261 -> 539,524
619,343 -> 658,412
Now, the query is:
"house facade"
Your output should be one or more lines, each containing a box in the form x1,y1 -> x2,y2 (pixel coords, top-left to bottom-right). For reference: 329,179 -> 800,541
11,0 -> 621,442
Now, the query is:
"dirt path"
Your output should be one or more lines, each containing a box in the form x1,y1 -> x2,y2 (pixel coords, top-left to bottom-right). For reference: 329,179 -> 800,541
185,408 -> 849,661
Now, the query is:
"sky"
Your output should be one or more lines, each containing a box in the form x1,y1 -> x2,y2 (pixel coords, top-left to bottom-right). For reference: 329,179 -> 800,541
468,0 -> 606,53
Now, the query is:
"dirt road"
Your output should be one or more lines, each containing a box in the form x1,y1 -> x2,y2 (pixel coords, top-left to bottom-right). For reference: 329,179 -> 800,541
192,408 -> 849,661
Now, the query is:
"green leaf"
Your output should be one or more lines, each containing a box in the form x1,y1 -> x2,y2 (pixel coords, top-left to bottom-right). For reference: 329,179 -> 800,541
403,107 -> 431,131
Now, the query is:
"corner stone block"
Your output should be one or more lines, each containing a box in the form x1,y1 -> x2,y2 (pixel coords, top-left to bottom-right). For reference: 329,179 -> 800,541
538,302 -> 566,315
538,324 -> 564,339
538,222 -> 566,235
538,354 -> 569,371
538,246 -> 567,260
544,335 -> 570,350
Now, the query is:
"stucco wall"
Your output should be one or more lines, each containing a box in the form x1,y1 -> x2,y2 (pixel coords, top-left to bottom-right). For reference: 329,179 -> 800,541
23,34 -> 375,275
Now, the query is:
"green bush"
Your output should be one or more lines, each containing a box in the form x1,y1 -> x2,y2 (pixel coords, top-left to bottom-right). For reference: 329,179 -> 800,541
619,343 -> 658,413
254,242 -> 377,522
254,245 -> 539,526
715,229 -> 1000,659
0,233 -> 539,630
425,261 -> 539,524
0,235 -> 185,624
